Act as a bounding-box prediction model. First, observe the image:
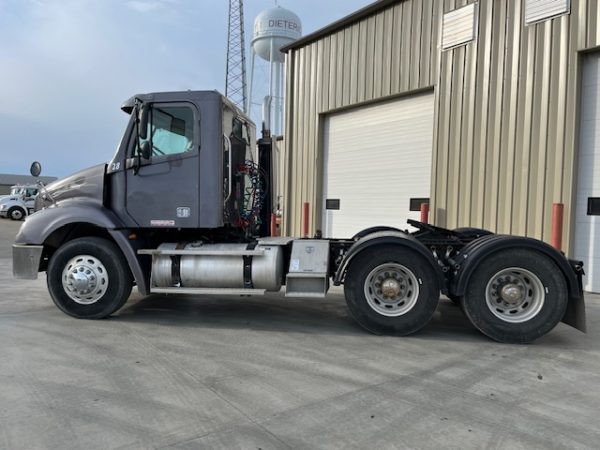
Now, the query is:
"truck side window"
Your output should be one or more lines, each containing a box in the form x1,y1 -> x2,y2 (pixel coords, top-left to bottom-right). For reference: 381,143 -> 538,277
232,117 -> 244,143
25,188 -> 38,198
142,105 -> 195,156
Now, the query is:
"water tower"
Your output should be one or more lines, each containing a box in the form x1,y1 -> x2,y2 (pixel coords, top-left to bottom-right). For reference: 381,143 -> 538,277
248,5 -> 302,136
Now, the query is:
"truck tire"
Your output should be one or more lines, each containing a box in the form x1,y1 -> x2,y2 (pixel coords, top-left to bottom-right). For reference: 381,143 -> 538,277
447,294 -> 461,305
453,227 -> 493,237
47,237 -> 133,319
8,206 -> 25,221
447,228 -> 493,305
460,248 -> 568,343
344,246 -> 440,336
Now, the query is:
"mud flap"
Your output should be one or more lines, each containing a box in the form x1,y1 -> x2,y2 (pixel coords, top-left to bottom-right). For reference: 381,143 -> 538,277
561,261 -> 586,332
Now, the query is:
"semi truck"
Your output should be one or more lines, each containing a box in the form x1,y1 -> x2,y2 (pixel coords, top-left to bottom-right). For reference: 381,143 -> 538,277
12,91 -> 586,343
0,184 -> 39,220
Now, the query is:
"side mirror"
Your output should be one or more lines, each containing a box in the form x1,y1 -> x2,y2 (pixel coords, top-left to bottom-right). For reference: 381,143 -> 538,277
140,140 -> 151,160
30,161 -> 42,177
138,105 -> 149,140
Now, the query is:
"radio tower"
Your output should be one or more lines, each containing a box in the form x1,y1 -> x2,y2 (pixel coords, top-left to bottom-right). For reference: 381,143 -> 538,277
226,0 -> 248,113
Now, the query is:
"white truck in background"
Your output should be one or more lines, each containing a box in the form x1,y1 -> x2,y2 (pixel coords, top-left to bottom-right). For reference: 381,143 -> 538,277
0,185 -> 39,221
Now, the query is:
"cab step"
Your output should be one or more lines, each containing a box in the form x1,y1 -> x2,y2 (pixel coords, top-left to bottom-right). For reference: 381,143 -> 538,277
149,287 -> 266,296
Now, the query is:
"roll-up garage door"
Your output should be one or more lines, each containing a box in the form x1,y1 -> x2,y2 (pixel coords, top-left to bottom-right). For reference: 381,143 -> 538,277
575,53 -> 600,293
322,92 -> 435,238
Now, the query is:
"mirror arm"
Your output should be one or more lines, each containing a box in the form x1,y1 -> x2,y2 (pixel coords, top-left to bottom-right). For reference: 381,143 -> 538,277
133,153 -> 141,176
133,102 -> 143,176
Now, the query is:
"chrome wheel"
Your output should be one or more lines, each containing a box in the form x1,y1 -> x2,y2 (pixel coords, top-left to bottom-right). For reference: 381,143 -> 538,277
10,208 -> 24,220
61,255 -> 109,305
485,267 -> 545,323
363,263 -> 420,317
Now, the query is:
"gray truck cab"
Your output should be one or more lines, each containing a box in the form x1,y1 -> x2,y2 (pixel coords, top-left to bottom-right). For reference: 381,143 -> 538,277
14,90 -> 255,295
106,90 -> 255,230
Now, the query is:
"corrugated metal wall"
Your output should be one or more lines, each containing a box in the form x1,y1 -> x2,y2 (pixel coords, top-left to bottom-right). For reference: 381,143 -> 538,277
283,0 -> 600,254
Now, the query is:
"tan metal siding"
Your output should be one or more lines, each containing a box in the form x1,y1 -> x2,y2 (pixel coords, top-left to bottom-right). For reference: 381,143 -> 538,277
442,2 -> 478,49
525,0 -> 571,24
283,0 -> 440,236
283,0 -> 600,255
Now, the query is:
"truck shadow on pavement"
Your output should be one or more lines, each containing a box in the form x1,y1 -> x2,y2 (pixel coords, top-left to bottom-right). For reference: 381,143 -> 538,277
113,294 -> 485,341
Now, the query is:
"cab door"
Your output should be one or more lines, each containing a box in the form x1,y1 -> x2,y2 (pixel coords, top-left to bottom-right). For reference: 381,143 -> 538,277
125,102 -> 200,228
23,187 -> 38,214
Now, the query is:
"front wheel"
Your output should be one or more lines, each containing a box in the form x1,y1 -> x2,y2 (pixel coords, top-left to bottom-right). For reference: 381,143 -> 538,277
47,237 -> 133,319
344,246 -> 440,336
460,249 -> 568,343
8,207 -> 25,221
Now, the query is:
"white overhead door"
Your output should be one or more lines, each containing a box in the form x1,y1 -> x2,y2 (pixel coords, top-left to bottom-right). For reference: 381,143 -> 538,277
322,92 -> 435,238
575,53 -> 600,293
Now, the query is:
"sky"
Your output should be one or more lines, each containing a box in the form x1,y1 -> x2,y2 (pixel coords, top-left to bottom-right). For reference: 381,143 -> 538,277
0,0 -> 371,178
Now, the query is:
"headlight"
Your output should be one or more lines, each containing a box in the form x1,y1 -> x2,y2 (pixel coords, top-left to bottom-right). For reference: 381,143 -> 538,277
0,204 -> 7,211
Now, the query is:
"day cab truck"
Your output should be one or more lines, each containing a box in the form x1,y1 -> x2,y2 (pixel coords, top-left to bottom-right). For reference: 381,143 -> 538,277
12,91 -> 586,343
0,184 -> 39,220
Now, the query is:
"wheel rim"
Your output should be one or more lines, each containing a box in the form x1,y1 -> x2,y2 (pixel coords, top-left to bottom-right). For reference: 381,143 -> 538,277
363,263 -> 420,317
11,209 -> 23,220
485,267 -> 545,323
61,255 -> 109,305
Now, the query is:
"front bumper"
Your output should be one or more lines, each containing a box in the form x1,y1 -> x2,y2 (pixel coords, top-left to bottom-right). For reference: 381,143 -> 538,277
13,244 -> 43,279
0,211 -> 7,218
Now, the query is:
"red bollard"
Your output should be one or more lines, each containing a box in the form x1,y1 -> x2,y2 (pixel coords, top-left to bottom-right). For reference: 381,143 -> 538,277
270,213 -> 277,237
420,203 -> 430,224
551,203 -> 564,251
302,202 -> 310,238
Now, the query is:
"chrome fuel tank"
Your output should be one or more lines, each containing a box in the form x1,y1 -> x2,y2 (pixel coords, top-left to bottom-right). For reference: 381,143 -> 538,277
151,242 -> 283,291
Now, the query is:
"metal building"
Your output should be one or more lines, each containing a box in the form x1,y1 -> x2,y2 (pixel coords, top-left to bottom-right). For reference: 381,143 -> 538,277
0,174 -> 57,195
280,0 -> 600,292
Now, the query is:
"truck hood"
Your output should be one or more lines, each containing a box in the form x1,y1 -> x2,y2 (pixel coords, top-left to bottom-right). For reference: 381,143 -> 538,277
39,164 -> 106,209
0,196 -> 20,204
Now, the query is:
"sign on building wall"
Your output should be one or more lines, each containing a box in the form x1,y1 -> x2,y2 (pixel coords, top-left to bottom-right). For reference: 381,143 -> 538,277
442,3 -> 478,50
525,0 -> 570,24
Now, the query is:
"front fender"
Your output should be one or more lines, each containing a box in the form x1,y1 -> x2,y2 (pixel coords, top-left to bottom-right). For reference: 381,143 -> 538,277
14,203 -> 149,296
15,202 -> 124,245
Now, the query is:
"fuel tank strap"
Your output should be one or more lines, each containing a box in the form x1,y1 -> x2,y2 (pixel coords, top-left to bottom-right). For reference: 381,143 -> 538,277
243,242 -> 258,289
171,242 -> 186,286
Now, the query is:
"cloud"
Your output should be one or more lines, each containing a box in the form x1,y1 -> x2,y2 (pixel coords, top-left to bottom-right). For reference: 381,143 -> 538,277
0,0 -> 372,177
0,0 -> 225,176
126,0 -> 177,13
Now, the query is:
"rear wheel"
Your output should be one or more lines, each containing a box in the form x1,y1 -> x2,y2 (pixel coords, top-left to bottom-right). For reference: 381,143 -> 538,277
344,246 -> 440,336
453,227 -> 493,237
8,207 -> 25,221
448,295 -> 461,305
461,249 -> 568,343
47,237 -> 133,319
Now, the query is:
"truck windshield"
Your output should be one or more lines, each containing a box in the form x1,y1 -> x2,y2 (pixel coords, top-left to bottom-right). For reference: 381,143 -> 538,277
10,187 -> 23,196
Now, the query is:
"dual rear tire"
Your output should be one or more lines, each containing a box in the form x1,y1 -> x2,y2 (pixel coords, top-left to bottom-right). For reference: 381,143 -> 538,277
459,249 -> 568,343
344,247 -> 440,336
343,246 -> 569,343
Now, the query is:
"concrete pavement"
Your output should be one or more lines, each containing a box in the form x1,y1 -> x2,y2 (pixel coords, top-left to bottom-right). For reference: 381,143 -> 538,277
1,218 -> 599,449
